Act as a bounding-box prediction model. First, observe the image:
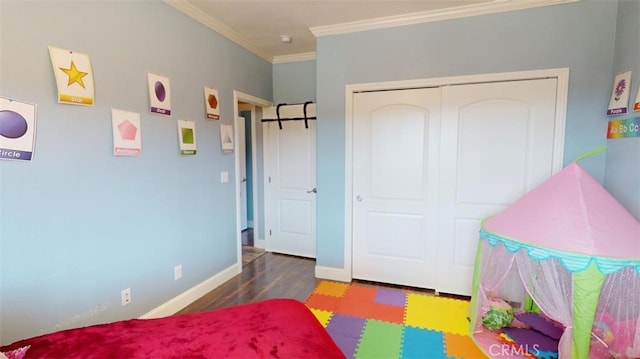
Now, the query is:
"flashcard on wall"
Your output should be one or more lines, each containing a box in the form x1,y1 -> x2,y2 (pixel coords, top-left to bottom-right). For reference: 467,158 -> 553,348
0,97 -> 37,161
220,124 -> 234,154
111,109 -> 141,156
48,46 -> 95,106
607,70 -> 632,116
177,119 -> 196,155
148,73 -> 171,116
204,87 -> 220,120
634,84 -> 640,112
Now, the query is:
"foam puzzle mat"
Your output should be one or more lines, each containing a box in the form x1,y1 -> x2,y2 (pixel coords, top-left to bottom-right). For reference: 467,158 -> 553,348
305,281 -> 487,359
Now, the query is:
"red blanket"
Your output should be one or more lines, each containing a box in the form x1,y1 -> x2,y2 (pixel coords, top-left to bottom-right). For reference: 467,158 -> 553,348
1,298 -> 345,358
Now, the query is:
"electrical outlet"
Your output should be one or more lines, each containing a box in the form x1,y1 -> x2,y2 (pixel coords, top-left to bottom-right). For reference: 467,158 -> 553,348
121,288 -> 131,306
174,264 -> 182,280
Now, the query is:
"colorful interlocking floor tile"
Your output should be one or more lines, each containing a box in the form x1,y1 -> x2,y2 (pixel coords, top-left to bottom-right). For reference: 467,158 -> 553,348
305,281 -> 487,359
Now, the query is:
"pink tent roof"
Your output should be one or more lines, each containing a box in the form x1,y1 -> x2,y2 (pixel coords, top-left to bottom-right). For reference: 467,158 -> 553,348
483,162 -> 640,259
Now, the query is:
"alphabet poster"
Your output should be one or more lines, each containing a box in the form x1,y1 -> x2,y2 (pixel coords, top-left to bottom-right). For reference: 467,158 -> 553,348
48,46 -> 95,106
112,109 -> 142,156
204,87 -> 220,120
607,71 -> 632,116
607,117 -> 640,139
148,73 -> 171,116
177,119 -> 196,155
0,97 -> 37,161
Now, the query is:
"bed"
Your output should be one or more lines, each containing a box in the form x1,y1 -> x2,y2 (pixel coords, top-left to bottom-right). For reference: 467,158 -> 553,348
0,298 -> 345,358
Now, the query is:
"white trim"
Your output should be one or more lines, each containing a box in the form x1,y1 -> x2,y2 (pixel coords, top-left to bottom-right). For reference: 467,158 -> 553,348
139,263 -> 241,319
344,68 -> 569,282
311,0 -> 578,37
273,52 -> 316,64
164,0 -> 273,63
315,265 -> 351,283
254,238 -> 266,249
234,91 -> 272,268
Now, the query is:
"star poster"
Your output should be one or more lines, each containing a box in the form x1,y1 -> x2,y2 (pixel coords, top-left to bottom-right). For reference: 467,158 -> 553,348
148,73 -> 171,116
48,46 -> 95,106
0,97 -> 37,161
607,70 -> 632,116
111,109 -> 142,156
204,86 -> 220,120
177,119 -> 196,155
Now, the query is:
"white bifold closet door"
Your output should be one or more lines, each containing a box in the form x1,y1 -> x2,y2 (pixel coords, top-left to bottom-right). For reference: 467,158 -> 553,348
352,78 -> 558,295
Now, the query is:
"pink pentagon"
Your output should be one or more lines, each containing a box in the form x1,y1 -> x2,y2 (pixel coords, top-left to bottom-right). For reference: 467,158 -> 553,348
118,120 -> 137,141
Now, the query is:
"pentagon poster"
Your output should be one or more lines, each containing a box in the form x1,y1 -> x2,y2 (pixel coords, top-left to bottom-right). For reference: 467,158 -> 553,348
112,109 -> 142,156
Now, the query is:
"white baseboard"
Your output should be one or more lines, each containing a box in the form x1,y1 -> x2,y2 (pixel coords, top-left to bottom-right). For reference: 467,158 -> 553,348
140,262 -> 242,319
315,265 -> 352,283
254,238 -> 265,249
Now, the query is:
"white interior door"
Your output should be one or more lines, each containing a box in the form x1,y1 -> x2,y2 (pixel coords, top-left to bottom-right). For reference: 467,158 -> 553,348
436,78 -> 558,295
264,119 -> 317,258
352,88 -> 442,288
236,116 -> 248,230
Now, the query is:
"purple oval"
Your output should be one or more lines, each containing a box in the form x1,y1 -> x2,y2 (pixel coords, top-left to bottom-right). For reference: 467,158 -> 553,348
0,110 -> 28,139
154,81 -> 166,102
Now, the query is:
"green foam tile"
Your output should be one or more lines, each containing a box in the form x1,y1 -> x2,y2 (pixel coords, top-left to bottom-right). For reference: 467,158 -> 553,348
355,319 -> 403,359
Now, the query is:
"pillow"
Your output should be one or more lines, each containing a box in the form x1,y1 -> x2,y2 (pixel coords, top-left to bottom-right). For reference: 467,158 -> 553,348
1,346 -> 30,359
482,297 -> 514,330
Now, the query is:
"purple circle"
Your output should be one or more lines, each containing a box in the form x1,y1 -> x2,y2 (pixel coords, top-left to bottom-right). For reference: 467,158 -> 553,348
154,81 -> 166,102
0,110 -> 28,139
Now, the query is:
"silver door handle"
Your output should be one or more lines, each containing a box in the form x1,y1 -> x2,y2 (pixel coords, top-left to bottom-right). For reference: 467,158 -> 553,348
307,188 -> 317,193
241,178 -> 247,183
356,195 -> 363,202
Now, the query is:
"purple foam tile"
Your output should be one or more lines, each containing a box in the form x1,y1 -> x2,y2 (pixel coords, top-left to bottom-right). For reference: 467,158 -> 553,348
326,313 -> 366,337
503,327 -> 559,353
374,288 -> 407,307
326,314 -> 366,358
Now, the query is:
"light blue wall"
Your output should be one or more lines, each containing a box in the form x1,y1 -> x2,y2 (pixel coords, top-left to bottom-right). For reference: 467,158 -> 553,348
273,60 -> 316,104
0,1 -> 271,344
604,0 -> 640,220
315,0 -> 618,268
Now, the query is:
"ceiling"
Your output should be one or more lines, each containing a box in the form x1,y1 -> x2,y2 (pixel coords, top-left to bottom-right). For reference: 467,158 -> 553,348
165,0 -> 576,63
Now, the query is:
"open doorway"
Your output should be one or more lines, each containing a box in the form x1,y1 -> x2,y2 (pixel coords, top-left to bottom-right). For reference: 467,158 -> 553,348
233,91 -> 271,267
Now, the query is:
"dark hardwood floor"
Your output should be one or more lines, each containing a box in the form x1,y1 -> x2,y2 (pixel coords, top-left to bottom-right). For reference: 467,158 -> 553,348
177,252 -> 321,314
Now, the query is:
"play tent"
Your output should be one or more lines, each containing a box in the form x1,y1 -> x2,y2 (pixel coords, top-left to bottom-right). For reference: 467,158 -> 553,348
469,162 -> 640,359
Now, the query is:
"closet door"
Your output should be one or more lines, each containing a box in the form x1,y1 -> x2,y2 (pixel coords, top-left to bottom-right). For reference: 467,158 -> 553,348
352,88 -> 442,289
436,78 -> 558,295
264,119 -> 317,258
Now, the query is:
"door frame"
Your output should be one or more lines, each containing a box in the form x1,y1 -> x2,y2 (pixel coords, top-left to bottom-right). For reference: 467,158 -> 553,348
233,91 -> 272,267
342,68 -> 569,281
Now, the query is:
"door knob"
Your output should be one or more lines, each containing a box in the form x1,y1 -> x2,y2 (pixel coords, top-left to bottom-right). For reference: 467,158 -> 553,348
356,195 -> 363,202
307,188 -> 317,193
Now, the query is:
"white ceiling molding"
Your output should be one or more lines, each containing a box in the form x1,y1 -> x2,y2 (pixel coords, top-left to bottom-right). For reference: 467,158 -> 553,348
273,52 -> 317,64
164,0 -> 273,62
310,0 -> 579,37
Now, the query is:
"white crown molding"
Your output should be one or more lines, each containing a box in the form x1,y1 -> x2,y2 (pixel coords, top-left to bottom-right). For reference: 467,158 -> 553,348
273,52 -> 316,64
164,0 -> 273,63
311,0 -> 579,37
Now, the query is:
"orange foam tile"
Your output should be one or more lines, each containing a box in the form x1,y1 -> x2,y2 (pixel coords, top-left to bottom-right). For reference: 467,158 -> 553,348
369,303 -> 405,324
444,332 -> 488,359
335,297 -> 375,318
306,293 -> 342,311
343,285 -> 377,302
313,281 -> 350,297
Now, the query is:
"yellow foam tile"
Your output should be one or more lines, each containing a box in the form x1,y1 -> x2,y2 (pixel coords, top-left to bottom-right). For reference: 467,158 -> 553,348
309,307 -> 333,327
313,280 -> 350,297
404,293 -> 469,335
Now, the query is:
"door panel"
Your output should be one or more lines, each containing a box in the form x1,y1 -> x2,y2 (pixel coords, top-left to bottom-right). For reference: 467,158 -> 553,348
265,119 -> 316,258
436,78 -> 558,295
352,88 -> 441,289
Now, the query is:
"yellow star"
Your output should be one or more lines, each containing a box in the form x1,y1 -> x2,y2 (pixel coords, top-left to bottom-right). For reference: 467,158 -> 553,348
59,61 -> 88,88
